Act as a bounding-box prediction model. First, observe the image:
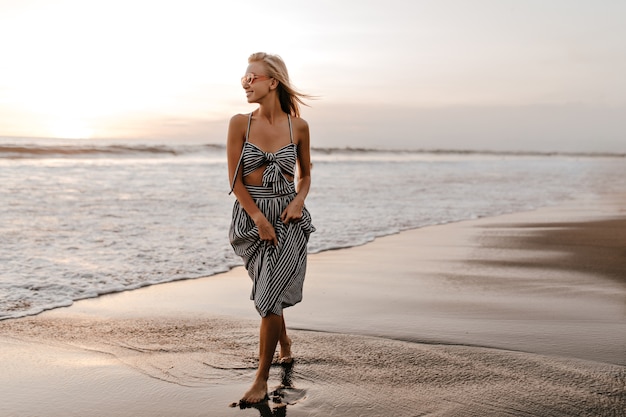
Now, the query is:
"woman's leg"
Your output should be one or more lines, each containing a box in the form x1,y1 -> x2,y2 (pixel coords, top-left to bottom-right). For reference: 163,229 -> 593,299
241,313 -> 283,403
278,314 -> 292,362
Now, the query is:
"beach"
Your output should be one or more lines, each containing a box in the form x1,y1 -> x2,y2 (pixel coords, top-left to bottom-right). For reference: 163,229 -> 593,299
1,1 -> 625,415
1,194 -> 625,416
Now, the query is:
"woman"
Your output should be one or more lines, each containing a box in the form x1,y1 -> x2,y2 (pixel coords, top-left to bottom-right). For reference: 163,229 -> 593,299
227,52 -> 315,404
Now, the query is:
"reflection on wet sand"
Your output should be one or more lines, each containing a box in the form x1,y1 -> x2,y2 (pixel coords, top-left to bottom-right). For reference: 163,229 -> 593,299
232,361 -> 305,417
1,197 -> 624,416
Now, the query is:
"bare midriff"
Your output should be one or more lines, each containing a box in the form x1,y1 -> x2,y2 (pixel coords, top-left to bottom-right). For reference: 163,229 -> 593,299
243,165 -> 294,187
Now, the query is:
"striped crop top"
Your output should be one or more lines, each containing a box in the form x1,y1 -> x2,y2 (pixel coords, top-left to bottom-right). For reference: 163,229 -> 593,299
229,112 -> 297,195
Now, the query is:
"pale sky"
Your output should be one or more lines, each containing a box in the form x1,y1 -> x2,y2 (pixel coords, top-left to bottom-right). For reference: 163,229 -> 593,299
0,0 -> 624,152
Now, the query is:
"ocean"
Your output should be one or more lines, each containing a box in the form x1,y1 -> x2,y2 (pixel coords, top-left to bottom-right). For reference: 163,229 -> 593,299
1,138 -> 625,320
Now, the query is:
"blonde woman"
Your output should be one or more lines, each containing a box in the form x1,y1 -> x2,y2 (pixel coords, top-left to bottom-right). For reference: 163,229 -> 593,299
227,52 -> 315,404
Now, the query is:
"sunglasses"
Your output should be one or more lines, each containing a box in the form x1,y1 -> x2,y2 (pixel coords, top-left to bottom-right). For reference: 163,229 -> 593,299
241,73 -> 271,87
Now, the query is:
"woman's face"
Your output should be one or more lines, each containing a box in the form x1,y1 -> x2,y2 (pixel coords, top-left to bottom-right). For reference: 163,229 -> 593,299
242,62 -> 272,103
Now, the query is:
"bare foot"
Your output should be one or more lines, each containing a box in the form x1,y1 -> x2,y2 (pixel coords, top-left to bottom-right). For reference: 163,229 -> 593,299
279,337 -> 293,363
240,379 -> 268,404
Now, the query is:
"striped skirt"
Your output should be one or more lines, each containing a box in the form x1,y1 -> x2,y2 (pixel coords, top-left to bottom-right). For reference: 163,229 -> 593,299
229,184 -> 315,317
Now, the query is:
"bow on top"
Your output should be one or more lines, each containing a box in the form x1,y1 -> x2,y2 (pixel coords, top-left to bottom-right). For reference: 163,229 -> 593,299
261,149 -> 293,194
240,142 -> 297,195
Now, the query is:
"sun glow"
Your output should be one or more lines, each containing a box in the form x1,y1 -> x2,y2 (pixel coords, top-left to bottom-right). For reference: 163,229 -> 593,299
49,119 -> 95,140
1,1 -> 623,151
0,0 -> 263,140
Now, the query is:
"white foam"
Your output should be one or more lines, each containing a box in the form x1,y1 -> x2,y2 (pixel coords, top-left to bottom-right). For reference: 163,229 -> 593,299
1,147 -> 625,320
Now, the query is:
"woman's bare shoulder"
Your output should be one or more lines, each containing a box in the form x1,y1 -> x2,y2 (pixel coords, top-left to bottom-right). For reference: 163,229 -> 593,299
229,113 -> 250,127
228,113 -> 252,138
227,114 -> 252,148
291,116 -> 310,148
291,116 -> 309,132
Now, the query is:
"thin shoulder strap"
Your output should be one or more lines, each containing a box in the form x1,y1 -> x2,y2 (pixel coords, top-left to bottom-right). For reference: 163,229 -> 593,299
245,112 -> 252,142
228,112 -> 253,195
287,114 -> 293,143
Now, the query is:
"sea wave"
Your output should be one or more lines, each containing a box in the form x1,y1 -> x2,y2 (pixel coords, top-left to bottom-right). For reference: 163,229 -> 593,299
0,143 -> 224,158
2,141 -> 624,160
2,146 -> 626,321
312,146 -> 626,158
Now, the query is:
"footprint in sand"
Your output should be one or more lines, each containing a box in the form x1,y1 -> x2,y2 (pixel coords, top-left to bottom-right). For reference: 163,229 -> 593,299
229,361 -> 307,415
230,387 -> 308,416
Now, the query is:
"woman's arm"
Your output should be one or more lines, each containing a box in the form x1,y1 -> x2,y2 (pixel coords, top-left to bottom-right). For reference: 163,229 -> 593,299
227,114 -> 278,245
281,117 -> 311,223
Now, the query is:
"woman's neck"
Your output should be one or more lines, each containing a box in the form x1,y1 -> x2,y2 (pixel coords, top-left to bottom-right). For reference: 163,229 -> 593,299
256,98 -> 285,124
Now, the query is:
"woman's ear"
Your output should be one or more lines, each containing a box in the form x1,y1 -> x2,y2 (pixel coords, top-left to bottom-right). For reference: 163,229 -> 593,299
269,78 -> 279,90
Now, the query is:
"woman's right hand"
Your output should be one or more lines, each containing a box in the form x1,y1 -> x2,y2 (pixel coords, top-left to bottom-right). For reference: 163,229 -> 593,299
252,213 -> 278,246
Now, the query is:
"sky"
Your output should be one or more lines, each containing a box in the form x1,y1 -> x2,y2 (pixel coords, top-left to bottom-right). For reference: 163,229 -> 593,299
0,0 -> 624,152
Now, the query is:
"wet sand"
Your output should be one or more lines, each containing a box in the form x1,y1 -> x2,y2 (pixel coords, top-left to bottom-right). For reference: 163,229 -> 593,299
1,194 -> 625,416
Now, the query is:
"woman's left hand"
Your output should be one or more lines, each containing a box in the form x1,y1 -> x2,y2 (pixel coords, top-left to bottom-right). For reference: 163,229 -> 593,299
280,199 -> 304,224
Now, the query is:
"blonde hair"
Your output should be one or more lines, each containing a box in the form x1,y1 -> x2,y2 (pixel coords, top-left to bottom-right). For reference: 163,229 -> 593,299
248,52 -> 312,117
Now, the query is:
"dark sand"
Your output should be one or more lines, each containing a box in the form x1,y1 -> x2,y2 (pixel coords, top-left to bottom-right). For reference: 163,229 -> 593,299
1,195 -> 624,416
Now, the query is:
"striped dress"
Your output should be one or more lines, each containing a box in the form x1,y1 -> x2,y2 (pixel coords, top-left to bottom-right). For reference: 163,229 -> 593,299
229,113 -> 315,317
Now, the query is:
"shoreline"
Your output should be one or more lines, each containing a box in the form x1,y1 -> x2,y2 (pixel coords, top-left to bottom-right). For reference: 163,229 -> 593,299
1,194 -> 624,416
0,205 -> 567,324
0,195 -> 610,324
